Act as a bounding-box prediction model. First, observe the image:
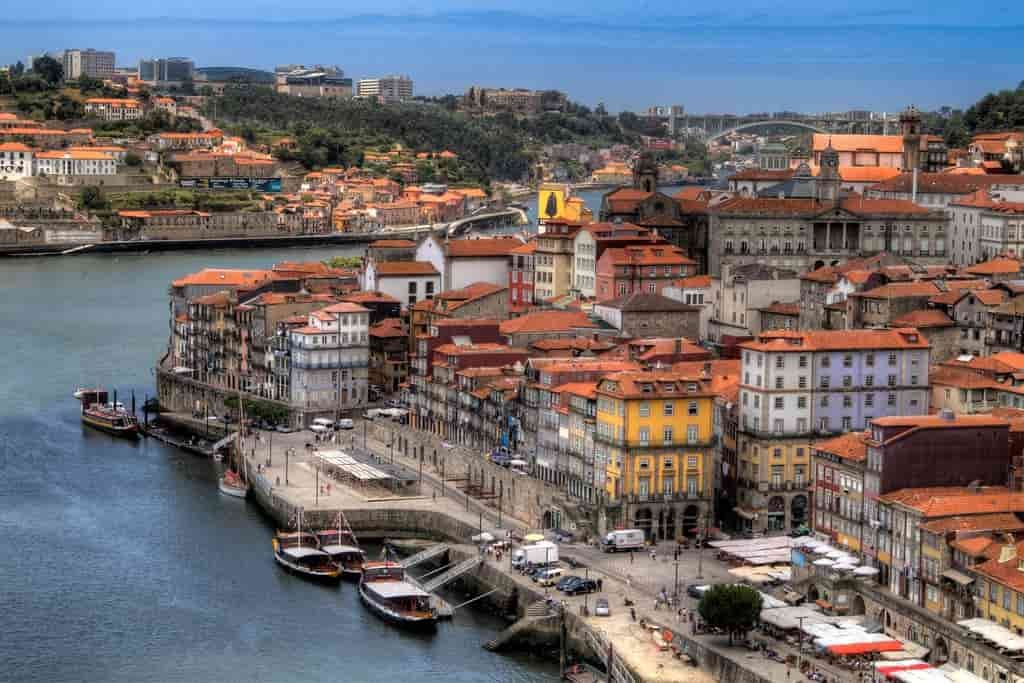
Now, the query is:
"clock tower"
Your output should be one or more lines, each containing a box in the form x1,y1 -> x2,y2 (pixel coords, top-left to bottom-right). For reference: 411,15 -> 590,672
900,105 -> 922,172
816,139 -> 841,206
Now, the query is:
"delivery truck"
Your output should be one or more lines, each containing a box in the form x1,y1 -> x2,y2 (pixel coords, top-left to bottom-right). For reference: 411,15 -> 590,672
511,540 -> 559,568
600,529 -> 645,553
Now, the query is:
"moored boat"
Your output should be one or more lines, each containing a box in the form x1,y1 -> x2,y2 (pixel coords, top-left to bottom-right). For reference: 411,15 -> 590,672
315,530 -> 365,579
359,561 -> 438,628
78,390 -> 139,439
271,532 -> 342,583
218,468 -> 248,498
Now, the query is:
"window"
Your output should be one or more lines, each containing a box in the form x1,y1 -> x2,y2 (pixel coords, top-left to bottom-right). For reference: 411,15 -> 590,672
798,376 -> 807,389
843,375 -> 852,387
819,417 -> 829,431
688,401 -> 698,416
842,416 -> 852,430
638,427 -> 650,445
888,393 -> 897,406
639,402 -> 650,417
821,356 -> 831,368
866,353 -> 875,367
775,376 -> 784,389
408,281 -> 418,294
774,397 -> 784,409
910,375 -> 918,385
820,376 -> 830,388
797,418 -> 807,432
663,427 -> 673,445
843,354 -> 853,367
820,395 -> 829,407
687,425 -> 699,444
775,356 -> 784,369
842,395 -> 853,408
865,393 -> 874,407
797,396 -> 807,408
799,355 -> 808,368
774,419 -> 784,433
888,352 -> 897,366
865,375 -> 874,387
887,374 -> 897,387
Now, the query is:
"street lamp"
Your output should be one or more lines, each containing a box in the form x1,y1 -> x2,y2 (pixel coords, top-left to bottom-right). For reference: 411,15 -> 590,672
696,512 -> 706,580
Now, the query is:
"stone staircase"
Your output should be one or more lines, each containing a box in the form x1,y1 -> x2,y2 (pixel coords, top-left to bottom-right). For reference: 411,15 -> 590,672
483,601 -> 557,651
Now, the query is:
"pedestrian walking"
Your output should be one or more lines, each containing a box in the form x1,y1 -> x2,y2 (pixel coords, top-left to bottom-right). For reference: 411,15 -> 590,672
630,549 -> 634,564
597,578 -> 603,591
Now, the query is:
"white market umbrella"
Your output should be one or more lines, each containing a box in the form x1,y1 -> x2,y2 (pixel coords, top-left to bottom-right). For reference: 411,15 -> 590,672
833,563 -> 857,572
472,532 -> 495,543
853,566 -> 879,576
826,549 -> 846,559
813,558 -> 836,567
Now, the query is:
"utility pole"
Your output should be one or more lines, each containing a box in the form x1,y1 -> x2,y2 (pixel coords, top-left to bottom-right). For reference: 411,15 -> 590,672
797,615 -> 806,673
696,512 -> 706,580
285,448 -> 290,486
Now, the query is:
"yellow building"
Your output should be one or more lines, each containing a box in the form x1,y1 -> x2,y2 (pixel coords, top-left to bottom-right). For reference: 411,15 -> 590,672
596,370 -> 715,540
537,183 -> 593,225
972,539 -> 1024,632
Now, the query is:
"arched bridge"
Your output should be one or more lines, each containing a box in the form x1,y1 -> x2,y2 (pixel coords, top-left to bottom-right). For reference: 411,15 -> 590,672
706,120 -> 829,143
447,208 -> 528,237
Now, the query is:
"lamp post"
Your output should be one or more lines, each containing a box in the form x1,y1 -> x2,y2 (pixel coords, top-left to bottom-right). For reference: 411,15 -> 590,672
797,615 -> 806,674
285,447 -> 290,486
696,512 -> 706,580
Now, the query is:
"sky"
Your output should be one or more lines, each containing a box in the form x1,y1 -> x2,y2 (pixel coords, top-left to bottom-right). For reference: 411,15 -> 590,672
3,1 -> 1023,113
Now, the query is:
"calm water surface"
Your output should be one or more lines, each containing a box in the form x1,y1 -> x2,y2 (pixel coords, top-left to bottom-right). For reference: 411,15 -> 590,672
0,247 -> 559,682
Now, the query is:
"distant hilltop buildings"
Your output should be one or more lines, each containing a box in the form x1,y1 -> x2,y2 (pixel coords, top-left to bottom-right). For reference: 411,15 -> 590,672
463,86 -> 567,114
274,64 -> 353,99
138,57 -> 195,86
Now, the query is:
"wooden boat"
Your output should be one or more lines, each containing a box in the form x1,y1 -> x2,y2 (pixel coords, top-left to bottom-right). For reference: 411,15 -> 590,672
359,561 -> 438,627
271,532 -> 341,583
218,468 -> 248,498
315,530 -> 365,579
79,388 -> 139,439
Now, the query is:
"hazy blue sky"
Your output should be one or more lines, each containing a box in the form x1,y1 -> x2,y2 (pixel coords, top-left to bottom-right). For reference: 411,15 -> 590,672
4,1 -> 1023,112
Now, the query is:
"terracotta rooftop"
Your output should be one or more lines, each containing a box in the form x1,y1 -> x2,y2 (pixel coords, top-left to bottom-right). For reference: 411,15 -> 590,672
965,257 -> 1023,276
814,431 -> 870,462
741,328 -> 929,352
369,239 -> 416,248
929,366 -> 1001,390
341,290 -> 401,304
872,173 -> 1024,195
972,539 -> 1024,593
597,370 -> 714,399
918,513 -> 1024,535
758,301 -> 800,316
813,133 -> 904,154
172,268 -> 272,289
445,237 -> 523,258
499,310 -> 598,335
374,261 -> 439,276
890,309 -> 954,328
598,292 -> 700,313
854,281 -> 940,300
676,274 -> 713,289
879,486 -> 1024,518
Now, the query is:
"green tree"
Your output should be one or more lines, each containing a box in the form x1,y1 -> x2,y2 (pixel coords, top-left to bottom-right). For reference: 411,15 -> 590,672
180,75 -> 196,96
698,584 -> 763,645
124,152 -> 142,167
323,255 -> 362,269
32,55 -> 63,85
78,186 -> 110,210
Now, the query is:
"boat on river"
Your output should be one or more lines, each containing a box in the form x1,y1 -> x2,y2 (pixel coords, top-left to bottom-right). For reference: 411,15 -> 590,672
218,468 -> 248,498
359,561 -> 438,628
316,529 -> 365,579
271,531 -> 342,583
78,389 -> 139,439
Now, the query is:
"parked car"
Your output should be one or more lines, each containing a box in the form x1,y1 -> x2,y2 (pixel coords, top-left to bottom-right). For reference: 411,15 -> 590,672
594,598 -> 610,617
275,423 -> 298,433
336,418 -> 354,430
687,584 -> 710,599
556,575 -> 582,591
386,399 -> 403,408
564,579 -> 597,596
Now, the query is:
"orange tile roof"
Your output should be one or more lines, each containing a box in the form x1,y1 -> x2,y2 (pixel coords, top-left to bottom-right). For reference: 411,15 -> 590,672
510,241 -> 537,255
741,328 -> 929,353
855,281 -> 940,299
0,142 -> 32,152
374,261 -> 438,276
872,413 -> 1008,430
499,310 -> 598,335
172,268 -> 272,288
814,431 -> 870,462
677,274 -> 713,288
972,540 -> 1024,592
929,366 -> 1001,390
673,187 -> 709,201
950,536 -> 998,557
341,290 -> 401,304
35,150 -> 113,161
601,244 -> 695,266
759,301 -> 800,316
836,166 -> 902,183
879,486 -> 1024,517
445,237 -> 524,258
890,309 -> 954,328
965,257 -> 1022,276
813,133 -> 904,154
919,513 -> 1024,535
992,352 -> 1024,370
597,370 -> 715,399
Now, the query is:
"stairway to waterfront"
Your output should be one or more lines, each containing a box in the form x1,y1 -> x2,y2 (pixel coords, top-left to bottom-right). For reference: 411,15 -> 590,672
483,601 -> 557,651
421,556 -> 483,592
399,543 -> 449,569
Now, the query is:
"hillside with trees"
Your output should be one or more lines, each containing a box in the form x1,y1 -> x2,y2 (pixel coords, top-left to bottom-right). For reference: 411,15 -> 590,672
208,85 -> 634,183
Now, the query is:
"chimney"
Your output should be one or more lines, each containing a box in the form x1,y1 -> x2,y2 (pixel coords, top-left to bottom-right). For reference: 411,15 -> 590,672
674,338 -> 682,354
1000,534 -> 1018,564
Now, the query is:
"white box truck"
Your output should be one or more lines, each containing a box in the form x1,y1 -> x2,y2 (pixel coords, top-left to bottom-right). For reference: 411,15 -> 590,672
600,529 -> 645,553
512,541 -> 559,568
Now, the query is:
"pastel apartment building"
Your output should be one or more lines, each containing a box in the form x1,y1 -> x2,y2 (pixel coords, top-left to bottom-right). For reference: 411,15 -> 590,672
736,328 -> 931,533
83,98 -> 143,121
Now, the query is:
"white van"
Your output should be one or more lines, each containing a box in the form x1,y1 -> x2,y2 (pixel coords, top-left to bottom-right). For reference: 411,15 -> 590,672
537,567 -> 564,587
311,418 -> 333,433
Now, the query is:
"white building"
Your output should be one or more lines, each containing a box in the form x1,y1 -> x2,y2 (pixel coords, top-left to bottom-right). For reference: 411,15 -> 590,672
84,98 -> 143,121
949,191 -> 1024,265
572,227 -> 599,298
34,150 -> 117,178
0,143 -> 34,180
286,303 -> 370,419
662,274 -> 714,340
361,260 -> 440,306
61,49 -> 115,80
415,234 -> 519,291
356,75 -> 413,103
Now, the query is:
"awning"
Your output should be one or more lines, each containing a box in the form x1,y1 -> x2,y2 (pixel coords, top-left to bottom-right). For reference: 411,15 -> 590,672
828,640 -> 904,655
942,569 -> 974,586
815,599 -> 833,610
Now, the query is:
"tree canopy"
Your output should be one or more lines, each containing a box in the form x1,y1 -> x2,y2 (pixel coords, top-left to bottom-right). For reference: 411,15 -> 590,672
207,86 -> 633,183
964,82 -> 1024,135
698,584 -> 763,645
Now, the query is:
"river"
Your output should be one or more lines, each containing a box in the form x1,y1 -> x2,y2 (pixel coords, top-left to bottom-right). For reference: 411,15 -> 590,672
0,248 -> 559,682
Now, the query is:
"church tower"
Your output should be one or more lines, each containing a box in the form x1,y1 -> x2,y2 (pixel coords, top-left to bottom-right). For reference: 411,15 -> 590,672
900,105 -> 922,172
816,140 -> 841,206
633,151 -> 658,193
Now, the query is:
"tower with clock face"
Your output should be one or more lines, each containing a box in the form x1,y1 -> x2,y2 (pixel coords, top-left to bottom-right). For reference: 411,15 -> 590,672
816,140 -> 841,205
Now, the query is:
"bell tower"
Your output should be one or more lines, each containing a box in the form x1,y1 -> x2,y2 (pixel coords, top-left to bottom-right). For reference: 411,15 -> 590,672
900,105 -> 922,172
633,151 -> 658,193
816,139 -> 841,206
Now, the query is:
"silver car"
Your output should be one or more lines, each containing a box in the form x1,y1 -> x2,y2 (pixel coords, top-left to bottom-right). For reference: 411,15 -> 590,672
594,598 -> 610,617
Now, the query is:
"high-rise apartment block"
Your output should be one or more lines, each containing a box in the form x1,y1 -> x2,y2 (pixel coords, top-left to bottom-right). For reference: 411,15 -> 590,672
356,76 -> 413,103
62,49 -> 115,80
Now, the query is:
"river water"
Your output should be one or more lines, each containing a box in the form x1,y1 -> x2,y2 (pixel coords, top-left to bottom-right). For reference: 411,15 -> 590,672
0,247 -> 559,682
